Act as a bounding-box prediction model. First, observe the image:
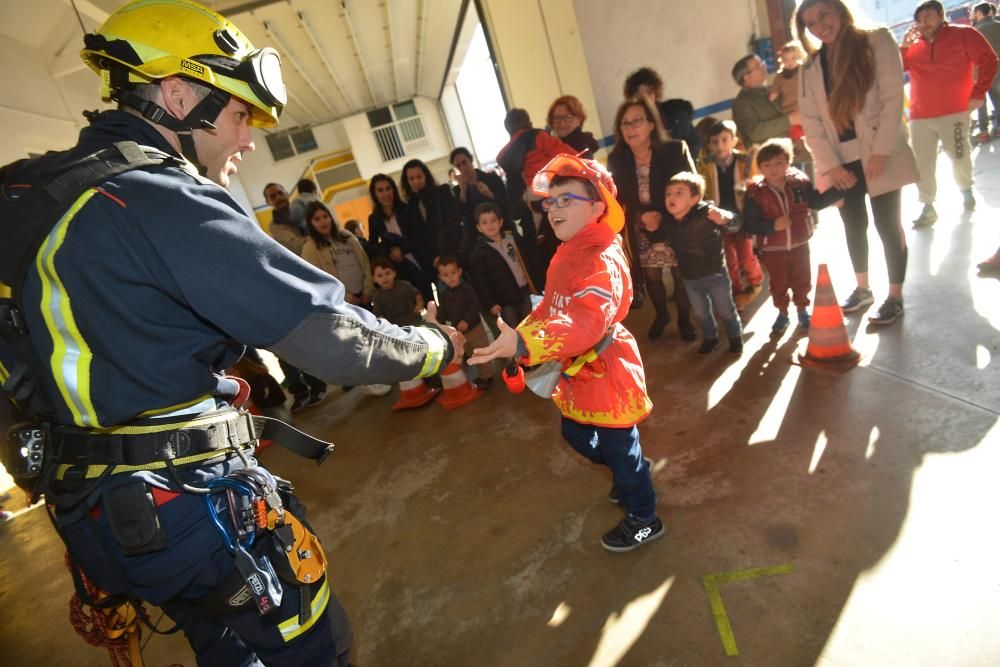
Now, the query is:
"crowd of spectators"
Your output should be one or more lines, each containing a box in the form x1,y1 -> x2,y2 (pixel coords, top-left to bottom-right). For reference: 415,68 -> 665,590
259,0 -> 1000,411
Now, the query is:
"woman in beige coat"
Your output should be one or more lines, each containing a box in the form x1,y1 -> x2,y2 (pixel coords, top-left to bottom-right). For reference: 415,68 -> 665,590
796,0 -> 918,326
301,201 -> 375,307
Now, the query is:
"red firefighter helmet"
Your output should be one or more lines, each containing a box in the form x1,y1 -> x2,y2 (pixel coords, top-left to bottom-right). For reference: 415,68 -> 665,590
531,154 -> 625,233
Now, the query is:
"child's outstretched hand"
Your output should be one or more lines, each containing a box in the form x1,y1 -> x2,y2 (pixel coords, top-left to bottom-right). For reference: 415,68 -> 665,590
468,317 -> 518,365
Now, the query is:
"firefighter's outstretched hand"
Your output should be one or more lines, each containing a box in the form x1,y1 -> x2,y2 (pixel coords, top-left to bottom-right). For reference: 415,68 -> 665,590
468,317 -> 518,364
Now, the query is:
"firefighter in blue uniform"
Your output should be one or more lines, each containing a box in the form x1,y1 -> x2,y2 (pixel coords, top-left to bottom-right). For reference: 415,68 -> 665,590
0,0 -> 462,664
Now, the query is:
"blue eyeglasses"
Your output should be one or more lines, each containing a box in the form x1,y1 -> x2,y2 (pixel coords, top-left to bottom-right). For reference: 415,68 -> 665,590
541,193 -> 597,211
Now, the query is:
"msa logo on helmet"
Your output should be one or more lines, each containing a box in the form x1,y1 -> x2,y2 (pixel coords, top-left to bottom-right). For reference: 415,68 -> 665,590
180,60 -> 206,77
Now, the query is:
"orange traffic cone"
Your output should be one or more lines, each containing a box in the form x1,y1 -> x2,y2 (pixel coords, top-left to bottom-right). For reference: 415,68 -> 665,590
798,264 -> 860,371
435,362 -> 484,410
392,378 -> 440,410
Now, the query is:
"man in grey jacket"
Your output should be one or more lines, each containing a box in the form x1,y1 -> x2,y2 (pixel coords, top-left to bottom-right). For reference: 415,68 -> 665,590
731,54 -> 801,147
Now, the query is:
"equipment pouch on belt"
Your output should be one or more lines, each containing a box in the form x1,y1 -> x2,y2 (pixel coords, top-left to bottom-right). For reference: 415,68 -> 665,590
102,481 -> 168,556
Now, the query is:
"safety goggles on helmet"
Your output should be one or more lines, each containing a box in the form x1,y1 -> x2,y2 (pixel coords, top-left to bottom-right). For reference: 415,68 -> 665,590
532,154 -> 625,233
194,47 -> 287,111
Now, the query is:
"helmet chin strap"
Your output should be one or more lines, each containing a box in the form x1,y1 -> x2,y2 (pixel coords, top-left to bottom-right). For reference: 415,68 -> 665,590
111,82 -> 231,177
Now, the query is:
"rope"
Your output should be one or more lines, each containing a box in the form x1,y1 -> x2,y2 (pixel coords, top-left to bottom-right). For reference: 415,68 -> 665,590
65,553 -> 186,667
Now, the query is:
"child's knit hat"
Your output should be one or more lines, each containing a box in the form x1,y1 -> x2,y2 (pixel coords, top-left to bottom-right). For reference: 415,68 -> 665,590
531,154 -> 625,233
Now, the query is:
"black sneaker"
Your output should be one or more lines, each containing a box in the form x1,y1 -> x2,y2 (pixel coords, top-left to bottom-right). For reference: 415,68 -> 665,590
698,338 -> 719,354
473,377 -> 493,390
608,457 -> 654,503
290,394 -> 310,413
305,388 -> 327,407
679,324 -> 697,342
601,515 -> 665,553
648,314 -> 670,340
728,337 -> 743,354
868,297 -> 903,326
841,287 -> 874,313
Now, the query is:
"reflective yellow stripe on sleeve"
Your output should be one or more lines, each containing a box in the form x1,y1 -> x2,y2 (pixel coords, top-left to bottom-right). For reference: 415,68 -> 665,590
277,579 -> 330,643
415,326 -> 446,379
35,189 -> 101,428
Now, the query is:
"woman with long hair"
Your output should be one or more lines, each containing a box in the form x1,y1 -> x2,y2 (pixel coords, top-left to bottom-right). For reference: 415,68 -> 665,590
400,158 -> 462,266
795,0 -> 918,325
368,173 -> 432,299
301,201 -> 374,307
608,97 -> 696,341
546,95 -> 599,158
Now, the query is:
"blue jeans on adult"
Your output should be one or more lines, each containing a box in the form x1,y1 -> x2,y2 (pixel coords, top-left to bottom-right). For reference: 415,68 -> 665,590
684,272 -> 743,341
560,418 -> 656,521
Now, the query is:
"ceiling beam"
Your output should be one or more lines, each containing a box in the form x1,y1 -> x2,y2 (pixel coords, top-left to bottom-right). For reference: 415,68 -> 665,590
216,0 -> 287,17
50,50 -> 88,79
414,0 -> 428,94
285,87 -> 321,125
59,0 -> 108,25
438,0 -> 472,101
259,16 -> 339,119
382,0 -> 400,102
298,10 -> 355,112
341,0 -> 378,107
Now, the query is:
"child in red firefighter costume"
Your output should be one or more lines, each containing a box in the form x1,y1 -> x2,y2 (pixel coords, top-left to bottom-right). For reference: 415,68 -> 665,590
469,154 -> 664,553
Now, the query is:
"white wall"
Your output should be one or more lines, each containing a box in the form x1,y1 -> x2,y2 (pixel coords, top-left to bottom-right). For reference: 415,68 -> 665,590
0,106 -> 80,165
242,119 -> 353,208
0,34 -> 95,164
478,0 -> 602,144
440,85 -> 473,160
342,96 -> 452,180
226,174 -> 256,219
572,0 -> 762,142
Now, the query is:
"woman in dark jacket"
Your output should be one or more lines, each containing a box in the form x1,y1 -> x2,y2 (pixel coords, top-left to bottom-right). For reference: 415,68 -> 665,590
450,147 -> 509,260
368,174 -> 432,300
607,98 -> 696,341
400,159 -> 462,265
546,95 -> 600,158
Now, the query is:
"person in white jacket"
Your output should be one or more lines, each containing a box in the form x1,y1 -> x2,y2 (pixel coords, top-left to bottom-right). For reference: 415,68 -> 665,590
795,0 -> 919,326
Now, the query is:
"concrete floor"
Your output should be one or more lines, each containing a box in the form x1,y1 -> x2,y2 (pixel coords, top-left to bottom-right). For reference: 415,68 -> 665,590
1,145 -> 998,667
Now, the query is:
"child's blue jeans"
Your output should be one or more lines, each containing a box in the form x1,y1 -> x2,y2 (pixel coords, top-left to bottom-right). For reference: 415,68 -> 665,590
560,418 -> 656,521
683,272 -> 743,341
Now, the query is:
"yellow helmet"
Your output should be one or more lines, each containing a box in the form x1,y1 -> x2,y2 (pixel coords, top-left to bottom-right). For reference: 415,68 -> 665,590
81,0 -> 285,128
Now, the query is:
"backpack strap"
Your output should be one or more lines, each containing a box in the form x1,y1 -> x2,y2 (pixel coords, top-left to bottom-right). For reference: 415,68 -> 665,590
0,141 -> 179,417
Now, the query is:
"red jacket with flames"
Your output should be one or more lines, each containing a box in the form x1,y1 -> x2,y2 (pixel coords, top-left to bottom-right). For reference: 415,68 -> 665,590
516,221 -> 651,427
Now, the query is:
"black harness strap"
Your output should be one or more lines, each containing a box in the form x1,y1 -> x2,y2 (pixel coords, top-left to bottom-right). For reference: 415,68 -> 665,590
1,142 -> 179,418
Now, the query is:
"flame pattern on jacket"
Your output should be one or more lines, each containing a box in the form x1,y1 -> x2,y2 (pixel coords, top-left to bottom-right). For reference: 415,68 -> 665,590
517,222 -> 652,427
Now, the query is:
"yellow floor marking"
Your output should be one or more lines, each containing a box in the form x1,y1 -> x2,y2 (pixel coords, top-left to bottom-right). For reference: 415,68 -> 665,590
702,564 -> 794,657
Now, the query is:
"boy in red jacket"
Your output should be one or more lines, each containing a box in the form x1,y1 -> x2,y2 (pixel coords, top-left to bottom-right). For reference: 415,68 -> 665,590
743,139 -> 845,334
469,155 -> 663,553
